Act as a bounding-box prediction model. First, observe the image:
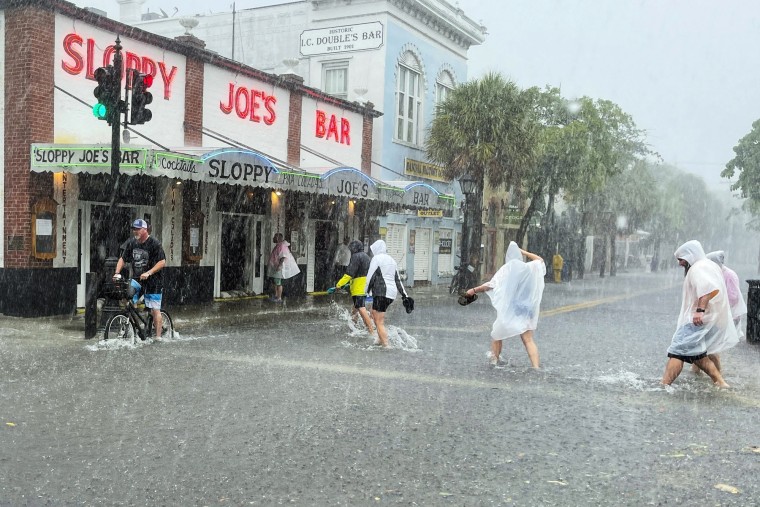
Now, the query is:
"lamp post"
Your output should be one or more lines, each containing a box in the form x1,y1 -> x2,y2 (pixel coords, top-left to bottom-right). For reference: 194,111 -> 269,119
458,172 -> 477,275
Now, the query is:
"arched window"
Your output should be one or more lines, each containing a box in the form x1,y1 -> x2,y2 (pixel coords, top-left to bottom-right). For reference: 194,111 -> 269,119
436,69 -> 456,105
395,51 -> 423,145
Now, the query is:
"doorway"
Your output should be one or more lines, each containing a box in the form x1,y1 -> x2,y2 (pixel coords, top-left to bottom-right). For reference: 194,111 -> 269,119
89,204 -> 134,276
219,214 -> 265,295
314,220 -> 338,291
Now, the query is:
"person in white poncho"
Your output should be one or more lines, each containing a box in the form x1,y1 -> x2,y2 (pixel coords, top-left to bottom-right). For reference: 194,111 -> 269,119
465,242 -> 545,368
662,240 -> 737,387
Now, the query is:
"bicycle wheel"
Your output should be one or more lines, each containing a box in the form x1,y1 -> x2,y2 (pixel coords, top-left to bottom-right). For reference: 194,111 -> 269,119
449,272 -> 462,295
148,311 -> 174,340
104,314 -> 136,344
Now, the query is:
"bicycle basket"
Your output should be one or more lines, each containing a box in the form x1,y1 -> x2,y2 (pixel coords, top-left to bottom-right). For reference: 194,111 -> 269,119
101,279 -> 134,300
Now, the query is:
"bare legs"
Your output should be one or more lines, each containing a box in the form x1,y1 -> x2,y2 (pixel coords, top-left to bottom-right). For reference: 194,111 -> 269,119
151,308 -> 162,341
356,307 -> 376,334
371,309 -> 388,347
690,353 -> 721,375
490,330 -> 540,368
520,331 -> 540,368
662,357 -> 729,387
274,284 -> 283,301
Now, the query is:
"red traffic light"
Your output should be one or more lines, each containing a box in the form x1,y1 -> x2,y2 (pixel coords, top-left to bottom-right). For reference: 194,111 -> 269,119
143,74 -> 154,88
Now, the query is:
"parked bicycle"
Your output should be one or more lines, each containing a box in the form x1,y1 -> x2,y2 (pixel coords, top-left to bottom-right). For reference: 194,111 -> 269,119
102,278 -> 174,344
449,255 -> 479,295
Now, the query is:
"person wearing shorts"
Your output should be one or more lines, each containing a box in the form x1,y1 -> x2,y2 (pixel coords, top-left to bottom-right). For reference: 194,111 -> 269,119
114,219 -> 167,341
364,240 -> 409,348
662,240 -> 734,387
333,240 -> 375,336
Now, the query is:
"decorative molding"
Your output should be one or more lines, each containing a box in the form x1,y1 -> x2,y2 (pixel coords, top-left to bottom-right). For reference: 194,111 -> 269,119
387,0 -> 486,50
396,43 -> 428,94
436,62 -> 457,87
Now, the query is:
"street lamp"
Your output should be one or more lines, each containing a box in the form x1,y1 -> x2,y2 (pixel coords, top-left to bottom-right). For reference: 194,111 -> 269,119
458,172 -> 477,279
458,172 -> 477,196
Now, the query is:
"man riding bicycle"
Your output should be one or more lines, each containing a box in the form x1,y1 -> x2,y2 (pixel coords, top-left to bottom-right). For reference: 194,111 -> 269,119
114,219 -> 167,341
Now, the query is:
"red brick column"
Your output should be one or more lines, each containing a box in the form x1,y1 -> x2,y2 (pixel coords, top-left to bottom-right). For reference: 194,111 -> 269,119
4,4 -> 55,268
284,75 -> 304,167
183,57 -> 204,146
361,102 -> 376,176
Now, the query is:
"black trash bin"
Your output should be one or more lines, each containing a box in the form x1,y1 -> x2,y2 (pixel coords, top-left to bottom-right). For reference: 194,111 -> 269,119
746,280 -> 760,343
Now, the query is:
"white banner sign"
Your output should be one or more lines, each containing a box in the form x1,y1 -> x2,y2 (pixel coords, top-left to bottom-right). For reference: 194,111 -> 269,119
300,22 -> 384,56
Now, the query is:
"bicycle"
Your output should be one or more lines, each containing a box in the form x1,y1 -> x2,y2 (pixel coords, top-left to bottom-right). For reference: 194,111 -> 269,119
102,278 -> 174,344
449,256 -> 478,295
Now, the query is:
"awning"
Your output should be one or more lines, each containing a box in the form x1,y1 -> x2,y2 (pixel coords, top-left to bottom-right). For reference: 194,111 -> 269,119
31,144 -> 454,210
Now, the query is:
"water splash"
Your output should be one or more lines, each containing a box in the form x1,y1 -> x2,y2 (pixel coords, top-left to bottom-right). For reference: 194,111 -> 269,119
330,301 -> 419,351
85,331 -> 185,351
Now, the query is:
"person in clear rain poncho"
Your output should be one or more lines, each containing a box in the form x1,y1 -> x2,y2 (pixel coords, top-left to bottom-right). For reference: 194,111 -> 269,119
465,242 -> 545,368
706,250 -> 747,340
662,240 -> 737,387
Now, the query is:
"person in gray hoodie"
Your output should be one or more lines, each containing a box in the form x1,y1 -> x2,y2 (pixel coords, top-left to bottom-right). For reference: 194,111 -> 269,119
365,239 -> 409,347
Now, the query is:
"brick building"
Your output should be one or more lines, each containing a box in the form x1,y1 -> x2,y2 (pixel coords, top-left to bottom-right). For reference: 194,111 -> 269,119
0,0 -> 451,317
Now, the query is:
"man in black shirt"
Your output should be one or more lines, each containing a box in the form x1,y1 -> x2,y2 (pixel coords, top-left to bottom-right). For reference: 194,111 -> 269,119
114,219 -> 167,341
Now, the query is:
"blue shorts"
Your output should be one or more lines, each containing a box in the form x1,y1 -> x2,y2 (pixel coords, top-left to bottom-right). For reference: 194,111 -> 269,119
130,279 -> 162,310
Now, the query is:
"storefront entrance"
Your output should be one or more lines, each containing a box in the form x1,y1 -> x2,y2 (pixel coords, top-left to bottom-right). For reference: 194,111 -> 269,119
218,213 -> 266,296
313,220 -> 339,291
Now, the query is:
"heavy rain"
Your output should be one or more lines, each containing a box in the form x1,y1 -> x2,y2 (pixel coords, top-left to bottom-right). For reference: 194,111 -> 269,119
2,0 -> 760,505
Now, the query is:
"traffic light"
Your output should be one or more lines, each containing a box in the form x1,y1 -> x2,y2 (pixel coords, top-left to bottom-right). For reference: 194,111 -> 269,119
92,66 -> 118,124
130,72 -> 153,125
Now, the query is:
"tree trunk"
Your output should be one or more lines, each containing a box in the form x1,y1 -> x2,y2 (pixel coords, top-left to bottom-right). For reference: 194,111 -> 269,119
609,228 -> 617,276
516,186 -> 542,247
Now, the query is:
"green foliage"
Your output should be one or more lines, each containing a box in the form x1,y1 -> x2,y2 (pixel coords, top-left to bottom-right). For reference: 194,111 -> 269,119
722,118 -> 760,230
426,72 -> 538,189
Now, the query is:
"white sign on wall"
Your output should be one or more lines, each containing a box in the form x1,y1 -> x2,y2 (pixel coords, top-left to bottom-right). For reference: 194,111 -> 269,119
300,22 -> 384,56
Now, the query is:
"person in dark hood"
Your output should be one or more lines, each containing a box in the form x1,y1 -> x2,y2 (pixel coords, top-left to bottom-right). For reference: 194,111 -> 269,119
331,240 -> 375,336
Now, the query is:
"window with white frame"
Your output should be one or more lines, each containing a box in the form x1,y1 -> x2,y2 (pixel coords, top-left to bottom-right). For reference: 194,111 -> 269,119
436,69 -> 455,106
395,52 -> 423,145
322,61 -> 349,99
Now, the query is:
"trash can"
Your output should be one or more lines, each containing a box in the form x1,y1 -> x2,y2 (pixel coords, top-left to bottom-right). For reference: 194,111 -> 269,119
746,280 -> 760,343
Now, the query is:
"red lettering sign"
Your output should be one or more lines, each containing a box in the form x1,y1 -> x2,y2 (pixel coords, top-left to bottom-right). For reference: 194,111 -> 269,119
60,32 -> 178,100
220,83 -> 277,125
315,109 -> 351,145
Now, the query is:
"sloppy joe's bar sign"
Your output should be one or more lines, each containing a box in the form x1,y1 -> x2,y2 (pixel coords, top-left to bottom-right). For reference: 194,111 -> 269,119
32,145 -> 149,171
30,145 -> 454,209
60,32 -> 179,100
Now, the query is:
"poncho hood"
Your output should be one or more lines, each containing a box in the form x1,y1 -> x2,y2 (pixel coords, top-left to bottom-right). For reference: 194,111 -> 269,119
505,241 -> 522,263
706,250 -> 725,267
370,239 -> 387,256
674,240 -> 706,266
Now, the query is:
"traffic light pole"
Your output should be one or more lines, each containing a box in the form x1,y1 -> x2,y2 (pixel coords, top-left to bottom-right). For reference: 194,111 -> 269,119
110,37 -> 123,180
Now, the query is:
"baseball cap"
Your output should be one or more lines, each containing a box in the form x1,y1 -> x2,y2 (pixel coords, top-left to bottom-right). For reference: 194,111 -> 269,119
132,219 -> 148,229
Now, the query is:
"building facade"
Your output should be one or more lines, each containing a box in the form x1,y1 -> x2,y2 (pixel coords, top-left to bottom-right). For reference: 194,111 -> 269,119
123,0 -> 487,286
0,0 -> 454,317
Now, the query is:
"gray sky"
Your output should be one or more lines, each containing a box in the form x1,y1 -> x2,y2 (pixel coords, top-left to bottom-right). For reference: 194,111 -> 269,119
72,0 -> 760,186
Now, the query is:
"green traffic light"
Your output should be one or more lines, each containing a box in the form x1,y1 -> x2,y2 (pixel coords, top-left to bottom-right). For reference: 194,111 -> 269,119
92,103 -> 107,119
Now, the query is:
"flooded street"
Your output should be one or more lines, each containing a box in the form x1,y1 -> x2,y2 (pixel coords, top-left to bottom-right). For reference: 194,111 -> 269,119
2,270 -> 760,505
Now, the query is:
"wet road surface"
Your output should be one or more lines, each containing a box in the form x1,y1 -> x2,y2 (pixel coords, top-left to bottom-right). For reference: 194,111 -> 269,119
2,268 -> 760,505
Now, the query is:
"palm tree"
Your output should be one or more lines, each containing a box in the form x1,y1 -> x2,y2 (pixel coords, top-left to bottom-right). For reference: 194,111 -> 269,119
427,72 -> 538,266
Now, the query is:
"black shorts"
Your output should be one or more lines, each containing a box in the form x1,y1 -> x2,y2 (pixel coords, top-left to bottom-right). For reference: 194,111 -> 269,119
667,352 -> 708,364
352,296 -> 366,309
372,296 -> 393,312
